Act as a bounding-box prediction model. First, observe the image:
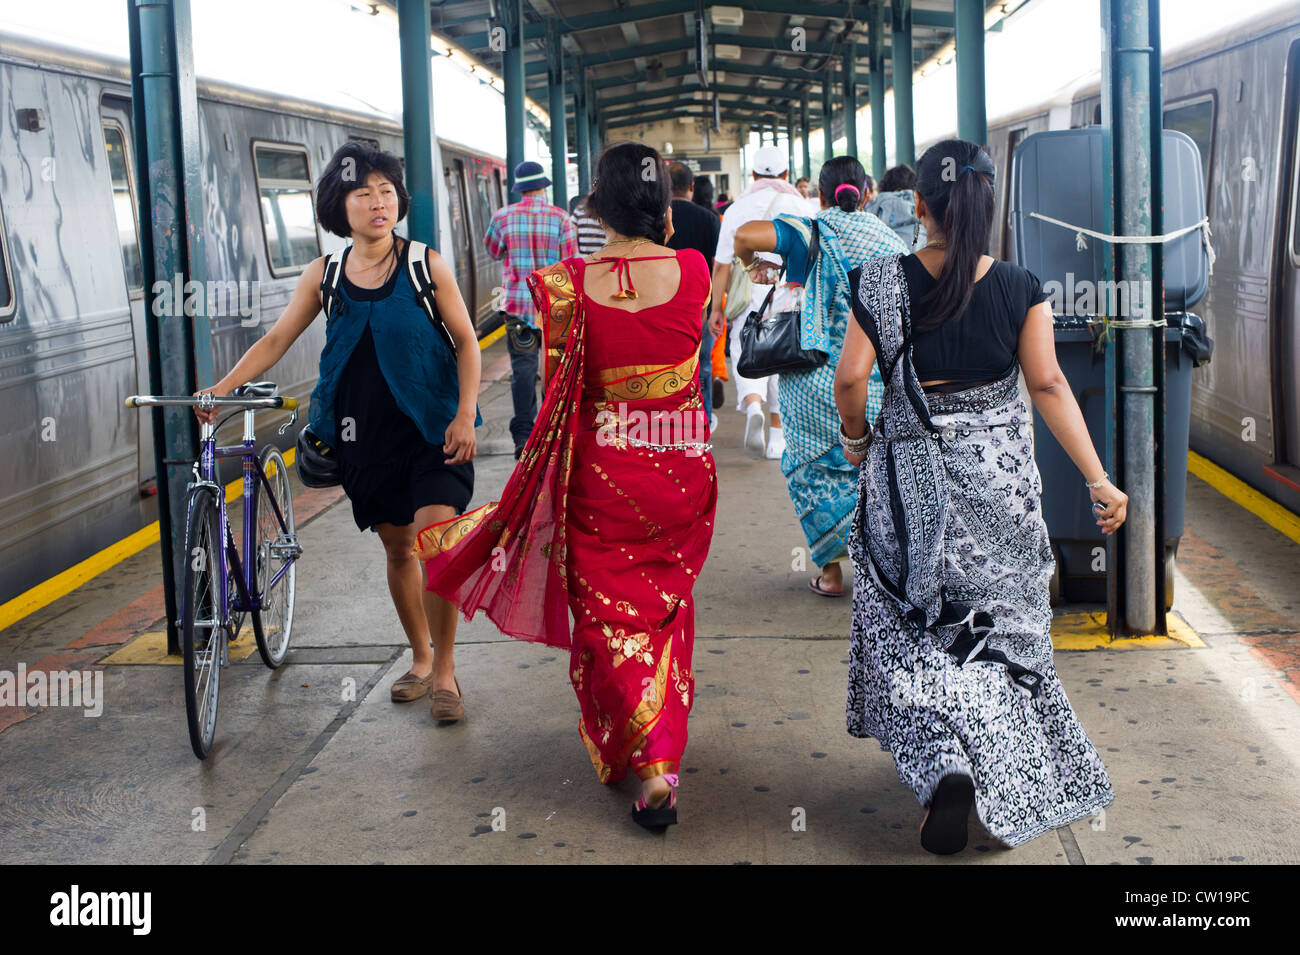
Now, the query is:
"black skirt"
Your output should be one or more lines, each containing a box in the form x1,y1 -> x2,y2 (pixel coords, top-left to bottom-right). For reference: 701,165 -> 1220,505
334,322 -> 473,532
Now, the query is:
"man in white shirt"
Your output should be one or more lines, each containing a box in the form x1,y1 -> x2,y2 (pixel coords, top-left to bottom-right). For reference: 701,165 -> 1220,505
707,146 -> 808,459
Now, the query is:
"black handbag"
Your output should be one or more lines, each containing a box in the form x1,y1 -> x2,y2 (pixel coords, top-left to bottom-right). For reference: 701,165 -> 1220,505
736,253 -> 829,377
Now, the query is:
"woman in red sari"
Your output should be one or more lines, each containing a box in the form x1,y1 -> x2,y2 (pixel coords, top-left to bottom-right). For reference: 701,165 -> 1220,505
415,143 -> 717,830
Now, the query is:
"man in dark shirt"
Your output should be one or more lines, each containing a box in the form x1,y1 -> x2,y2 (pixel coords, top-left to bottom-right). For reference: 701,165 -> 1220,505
666,161 -> 722,426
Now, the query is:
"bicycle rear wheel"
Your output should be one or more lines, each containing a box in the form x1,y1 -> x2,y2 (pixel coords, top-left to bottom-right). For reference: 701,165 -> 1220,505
182,487 -> 225,759
252,445 -> 296,668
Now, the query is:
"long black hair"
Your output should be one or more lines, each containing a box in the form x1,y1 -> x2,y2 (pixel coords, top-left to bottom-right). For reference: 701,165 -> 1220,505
913,139 -> 996,331
818,155 -> 869,212
588,142 -> 672,245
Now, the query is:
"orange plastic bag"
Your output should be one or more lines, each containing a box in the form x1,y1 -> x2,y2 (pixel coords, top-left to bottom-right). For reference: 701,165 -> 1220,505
711,301 -> 729,381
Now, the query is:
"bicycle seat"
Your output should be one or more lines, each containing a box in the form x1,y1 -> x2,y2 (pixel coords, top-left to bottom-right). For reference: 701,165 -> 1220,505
233,381 -> 277,398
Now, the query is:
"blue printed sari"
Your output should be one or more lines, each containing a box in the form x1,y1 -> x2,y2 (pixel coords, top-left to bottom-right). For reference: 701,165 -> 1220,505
771,207 -> 908,565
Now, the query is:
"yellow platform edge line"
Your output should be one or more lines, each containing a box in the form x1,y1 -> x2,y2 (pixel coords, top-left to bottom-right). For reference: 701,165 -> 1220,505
1188,450 -> 1300,547
1051,610 -> 1205,650
98,627 -> 259,665
478,324 -> 505,350
0,446 -> 297,633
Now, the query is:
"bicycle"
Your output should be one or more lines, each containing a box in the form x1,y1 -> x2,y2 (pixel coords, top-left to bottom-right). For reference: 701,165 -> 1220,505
125,382 -> 302,759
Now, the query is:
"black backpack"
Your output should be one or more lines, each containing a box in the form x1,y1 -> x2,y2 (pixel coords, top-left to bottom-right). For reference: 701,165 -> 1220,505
319,238 -> 457,353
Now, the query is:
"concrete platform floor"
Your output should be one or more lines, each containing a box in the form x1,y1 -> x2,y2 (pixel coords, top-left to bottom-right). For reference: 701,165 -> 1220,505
2,340 -> 1298,864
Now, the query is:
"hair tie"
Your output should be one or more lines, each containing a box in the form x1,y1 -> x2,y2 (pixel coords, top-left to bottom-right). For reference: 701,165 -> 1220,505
834,183 -> 861,198
959,165 -> 977,175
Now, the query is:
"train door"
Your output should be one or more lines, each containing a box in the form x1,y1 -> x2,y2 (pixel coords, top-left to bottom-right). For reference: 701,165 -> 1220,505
445,157 -> 476,316
1278,38 -> 1300,476
473,171 -> 497,319
100,96 -> 153,488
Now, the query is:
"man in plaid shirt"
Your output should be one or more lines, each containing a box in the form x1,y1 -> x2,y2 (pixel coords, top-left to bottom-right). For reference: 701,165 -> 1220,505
484,160 -> 579,457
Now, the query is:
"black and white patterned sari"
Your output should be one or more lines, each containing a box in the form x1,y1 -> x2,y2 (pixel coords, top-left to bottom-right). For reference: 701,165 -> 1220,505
846,255 -> 1114,847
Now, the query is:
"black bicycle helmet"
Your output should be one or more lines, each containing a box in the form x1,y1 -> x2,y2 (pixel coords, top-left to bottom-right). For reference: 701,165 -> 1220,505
294,424 -> 340,488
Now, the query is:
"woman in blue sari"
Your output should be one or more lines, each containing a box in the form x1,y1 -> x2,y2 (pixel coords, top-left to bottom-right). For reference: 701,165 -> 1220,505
734,157 -> 907,596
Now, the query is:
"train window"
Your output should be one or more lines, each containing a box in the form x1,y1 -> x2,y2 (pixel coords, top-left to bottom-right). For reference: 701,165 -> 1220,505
1001,127 -> 1028,260
252,142 -> 321,276
0,198 -> 13,321
492,169 -> 505,209
475,175 -> 494,230
1163,95 -> 1216,198
102,123 -> 143,291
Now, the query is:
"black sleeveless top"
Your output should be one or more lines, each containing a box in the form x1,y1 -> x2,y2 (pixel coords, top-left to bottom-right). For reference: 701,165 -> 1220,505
854,254 -> 1049,387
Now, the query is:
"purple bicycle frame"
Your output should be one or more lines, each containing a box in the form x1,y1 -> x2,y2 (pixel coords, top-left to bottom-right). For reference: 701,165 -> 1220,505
198,431 -> 294,621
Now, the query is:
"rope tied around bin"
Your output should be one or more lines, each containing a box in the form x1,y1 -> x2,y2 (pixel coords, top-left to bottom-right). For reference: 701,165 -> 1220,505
1027,211 -> 1216,275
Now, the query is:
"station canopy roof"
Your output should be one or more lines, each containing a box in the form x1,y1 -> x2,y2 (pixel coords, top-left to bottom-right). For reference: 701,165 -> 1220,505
411,1 -> 1015,136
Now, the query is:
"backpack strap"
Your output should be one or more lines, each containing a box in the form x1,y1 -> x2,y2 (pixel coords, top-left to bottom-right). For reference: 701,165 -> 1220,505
405,239 -> 458,354
319,248 -> 346,322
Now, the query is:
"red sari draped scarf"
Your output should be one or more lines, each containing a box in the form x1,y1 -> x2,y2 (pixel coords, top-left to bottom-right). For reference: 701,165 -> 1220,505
414,262 -> 583,647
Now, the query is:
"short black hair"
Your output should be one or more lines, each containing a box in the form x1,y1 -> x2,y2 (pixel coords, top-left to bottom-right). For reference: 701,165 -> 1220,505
316,141 -> 410,238
589,142 -> 672,245
879,163 -> 917,194
795,176 -> 810,186
667,161 -> 694,194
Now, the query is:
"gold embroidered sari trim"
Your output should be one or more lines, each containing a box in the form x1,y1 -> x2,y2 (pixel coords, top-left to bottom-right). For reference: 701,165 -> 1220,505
590,353 -> 700,401
530,262 -> 577,385
412,501 -> 499,562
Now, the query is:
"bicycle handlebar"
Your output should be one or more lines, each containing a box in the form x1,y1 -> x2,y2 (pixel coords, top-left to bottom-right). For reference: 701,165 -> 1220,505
125,394 -> 299,411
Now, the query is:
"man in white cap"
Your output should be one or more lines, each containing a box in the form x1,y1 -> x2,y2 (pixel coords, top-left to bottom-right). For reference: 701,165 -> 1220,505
707,145 -> 808,459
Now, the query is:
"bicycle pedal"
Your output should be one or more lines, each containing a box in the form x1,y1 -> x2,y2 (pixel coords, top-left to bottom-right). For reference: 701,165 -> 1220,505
270,535 -> 302,559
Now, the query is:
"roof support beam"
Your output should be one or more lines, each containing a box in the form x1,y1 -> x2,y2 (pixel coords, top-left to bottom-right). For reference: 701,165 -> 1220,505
892,0 -> 916,166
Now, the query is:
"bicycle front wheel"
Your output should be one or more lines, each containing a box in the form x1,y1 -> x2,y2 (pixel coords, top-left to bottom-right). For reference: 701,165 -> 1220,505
181,486 -> 225,759
252,445 -> 296,668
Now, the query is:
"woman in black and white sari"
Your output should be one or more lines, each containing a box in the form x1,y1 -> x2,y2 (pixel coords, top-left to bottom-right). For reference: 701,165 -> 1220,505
836,140 -> 1129,854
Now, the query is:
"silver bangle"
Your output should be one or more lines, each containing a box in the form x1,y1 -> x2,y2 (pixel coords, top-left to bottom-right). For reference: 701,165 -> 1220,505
1085,471 -> 1109,489
838,421 -> 871,453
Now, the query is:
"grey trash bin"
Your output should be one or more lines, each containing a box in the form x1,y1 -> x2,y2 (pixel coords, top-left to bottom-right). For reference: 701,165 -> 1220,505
1009,128 -> 1212,606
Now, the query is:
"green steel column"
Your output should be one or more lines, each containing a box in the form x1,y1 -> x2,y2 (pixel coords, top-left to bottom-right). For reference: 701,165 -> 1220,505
786,106 -> 796,179
546,20 -> 568,209
822,71 -> 834,163
586,77 -> 600,171
575,73 -> 591,194
800,89 -> 812,180
842,40 -> 858,158
127,0 -> 208,653
1101,0 -> 1163,635
501,0 -> 525,201
892,0 -> 915,165
954,0 -> 987,146
398,0 -> 440,248
869,2 -> 886,179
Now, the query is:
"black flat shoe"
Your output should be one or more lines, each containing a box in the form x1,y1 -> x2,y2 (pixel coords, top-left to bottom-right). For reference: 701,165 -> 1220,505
631,788 -> 678,832
920,773 -> 975,855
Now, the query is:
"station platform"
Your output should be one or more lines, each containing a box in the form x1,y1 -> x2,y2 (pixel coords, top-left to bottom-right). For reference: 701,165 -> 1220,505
1,336 -> 1298,865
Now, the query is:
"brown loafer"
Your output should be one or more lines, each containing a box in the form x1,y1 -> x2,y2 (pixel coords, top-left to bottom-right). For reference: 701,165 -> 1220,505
430,676 -> 464,722
391,669 -> 434,703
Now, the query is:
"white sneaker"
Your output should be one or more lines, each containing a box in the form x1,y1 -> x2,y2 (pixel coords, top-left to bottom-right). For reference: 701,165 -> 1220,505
765,427 -> 786,460
710,413 -> 719,432
743,409 -> 765,457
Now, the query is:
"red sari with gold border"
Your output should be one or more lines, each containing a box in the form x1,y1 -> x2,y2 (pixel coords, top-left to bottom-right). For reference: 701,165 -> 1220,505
416,249 -> 717,783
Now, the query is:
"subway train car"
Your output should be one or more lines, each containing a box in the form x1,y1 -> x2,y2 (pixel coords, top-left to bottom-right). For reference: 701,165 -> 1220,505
0,33 -> 507,604
974,5 -> 1300,517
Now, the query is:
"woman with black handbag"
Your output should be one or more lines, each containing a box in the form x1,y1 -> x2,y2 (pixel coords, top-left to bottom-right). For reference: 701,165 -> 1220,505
194,142 -> 482,722
733,156 -> 907,598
